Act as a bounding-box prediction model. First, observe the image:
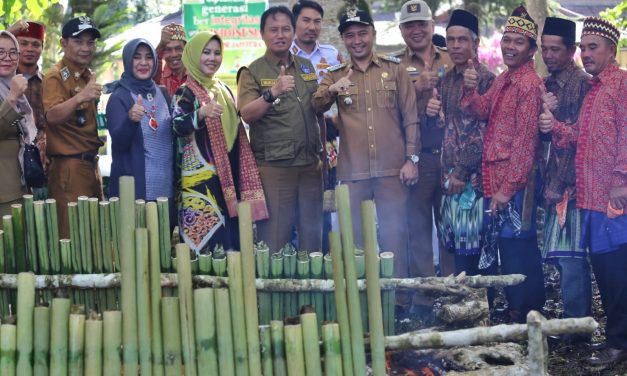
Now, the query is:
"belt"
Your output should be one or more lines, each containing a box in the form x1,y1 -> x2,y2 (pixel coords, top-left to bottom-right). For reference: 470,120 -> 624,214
53,153 -> 99,163
421,147 -> 441,155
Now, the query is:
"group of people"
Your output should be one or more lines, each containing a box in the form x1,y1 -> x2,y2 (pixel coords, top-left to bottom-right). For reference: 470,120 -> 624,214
0,0 -> 625,366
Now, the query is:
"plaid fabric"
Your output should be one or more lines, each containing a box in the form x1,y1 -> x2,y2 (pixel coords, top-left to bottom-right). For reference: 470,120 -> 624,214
479,201 -> 522,269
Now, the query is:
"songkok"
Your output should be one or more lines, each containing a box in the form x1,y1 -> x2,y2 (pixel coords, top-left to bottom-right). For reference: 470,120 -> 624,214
338,8 -> 374,33
582,17 -> 620,47
447,9 -> 479,36
542,17 -> 575,41
432,34 -> 446,48
504,5 -> 538,40
399,0 -> 432,24
13,21 -> 45,41
163,24 -> 187,42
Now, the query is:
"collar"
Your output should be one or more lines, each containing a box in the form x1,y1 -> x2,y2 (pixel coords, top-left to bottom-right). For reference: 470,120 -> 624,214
594,62 -> 619,86
546,61 -> 578,87
162,64 -> 186,80
504,59 -> 535,82
17,67 -> 43,81
264,50 -> 294,68
290,40 -> 320,56
405,45 -> 441,66
61,56 -> 92,80
348,53 -> 379,72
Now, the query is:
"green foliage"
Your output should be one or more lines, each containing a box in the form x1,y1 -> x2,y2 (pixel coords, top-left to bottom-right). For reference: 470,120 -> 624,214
600,0 -> 627,48
90,4 -> 130,78
0,0 -> 60,29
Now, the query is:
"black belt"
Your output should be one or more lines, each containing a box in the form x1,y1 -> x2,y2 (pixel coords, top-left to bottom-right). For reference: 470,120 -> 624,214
53,153 -> 99,163
421,147 -> 441,155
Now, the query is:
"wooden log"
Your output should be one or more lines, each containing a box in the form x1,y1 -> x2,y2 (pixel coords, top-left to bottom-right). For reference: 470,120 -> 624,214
434,288 -> 489,326
527,311 -> 548,375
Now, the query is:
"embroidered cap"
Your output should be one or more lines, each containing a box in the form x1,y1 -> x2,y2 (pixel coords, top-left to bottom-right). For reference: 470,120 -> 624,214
542,17 -> 576,41
446,9 -> 479,36
13,21 -> 45,41
62,16 -> 101,39
503,5 -> 537,40
399,0 -> 432,24
338,8 -> 374,33
163,24 -> 187,42
582,17 -> 620,47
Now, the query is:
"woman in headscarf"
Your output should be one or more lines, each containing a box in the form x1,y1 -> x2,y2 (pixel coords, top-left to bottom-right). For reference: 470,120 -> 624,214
172,32 -> 267,254
106,38 -> 175,203
0,30 -> 37,216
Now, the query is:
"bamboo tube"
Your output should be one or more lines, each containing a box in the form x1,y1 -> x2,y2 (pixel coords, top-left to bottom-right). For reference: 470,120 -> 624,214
119,176 -> 138,375
379,252 -> 395,336
176,243 -> 197,376
77,196 -> 93,273
0,230 -> 4,274
194,288 -> 218,375
99,201 -> 113,273
191,253 -> 199,275
284,320 -> 306,376
10,205 -> 26,272
270,320 -> 287,376
283,244 -> 297,317
309,252 -> 324,325
270,251 -> 284,321
214,288 -> 235,376
0,323 -> 16,376
335,185 -> 366,375
300,311 -> 322,376
103,311 -> 122,376
67,202 -> 81,273
256,242 -> 271,325
84,313 -> 103,376
156,197 -> 171,272
259,325 -> 273,376
88,198 -> 103,273
16,272 -> 35,375
296,251 -> 311,310
211,246 -> 227,276
44,200 -> 61,273
323,254 -> 335,322
3,215 -> 16,273
33,306 -> 50,376
60,240 -> 72,274
136,228 -> 153,376
329,231 -> 354,376
322,323 -> 343,376
226,251 -> 249,376
146,202 -> 164,376
50,298 -> 70,376
0,231 -> 4,318
134,199 -> 146,228
198,253 -> 212,275
354,248 -> 368,332
68,313 -> 85,376
108,197 -> 121,272
161,297 -> 182,376
361,201 -> 386,376
22,195 -> 37,273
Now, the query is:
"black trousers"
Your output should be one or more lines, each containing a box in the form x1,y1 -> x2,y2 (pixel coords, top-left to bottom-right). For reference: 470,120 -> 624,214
454,253 -> 498,307
591,244 -> 627,349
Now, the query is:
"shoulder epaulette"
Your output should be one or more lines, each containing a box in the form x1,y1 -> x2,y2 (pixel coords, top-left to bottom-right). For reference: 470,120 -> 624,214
379,54 -> 401,64
328,63 -> 347,72
389,49 -> 405,57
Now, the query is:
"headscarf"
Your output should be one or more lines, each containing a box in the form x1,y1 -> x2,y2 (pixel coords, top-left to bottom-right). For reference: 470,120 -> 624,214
116,38 -> 158,97
181,32 -> 238,150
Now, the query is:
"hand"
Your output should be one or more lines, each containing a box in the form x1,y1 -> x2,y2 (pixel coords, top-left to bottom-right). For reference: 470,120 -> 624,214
463,59 -> 478,90
199,99 -> 223,120
128,94 -> 145,123
489,191 -> 510,214
271,65 -> 295,97
413,69 -> 437,92
8,20 -> 29,35
425,88 -> 441,118
542,91 -> 558,112
400,161 -> 419,186
538,103 -> 554,134
78,74 -> 102,103
447,174 -> 466,195
329,69 -> 353,94
7,75 -> 28,104
609,186 -> 627,210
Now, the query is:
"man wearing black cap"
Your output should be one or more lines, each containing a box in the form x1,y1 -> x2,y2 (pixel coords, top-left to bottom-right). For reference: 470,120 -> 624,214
43,16 -> 104,238
427,10 -> 495,278
539,16 -> 592,345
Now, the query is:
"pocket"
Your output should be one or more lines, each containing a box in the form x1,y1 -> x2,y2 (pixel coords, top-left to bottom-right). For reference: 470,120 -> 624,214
376,81 -> 397,108
264,139 -> 295,161
338,85 -> 359,112
485,133 -> 513,162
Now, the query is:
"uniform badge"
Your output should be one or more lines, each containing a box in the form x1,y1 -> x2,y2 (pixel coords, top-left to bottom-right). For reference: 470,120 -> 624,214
328,63 -> 347,72
260,79 -> 277,87
406,66 -> 419,76
60,67 -> 70,81
300,63 -> 311,74
381,72 -> 389,79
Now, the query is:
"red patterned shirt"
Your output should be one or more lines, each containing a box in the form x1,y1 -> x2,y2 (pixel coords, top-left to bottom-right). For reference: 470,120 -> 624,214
551,63 -> 627,212
153,56 -> 187,97
460,60 -> 543,198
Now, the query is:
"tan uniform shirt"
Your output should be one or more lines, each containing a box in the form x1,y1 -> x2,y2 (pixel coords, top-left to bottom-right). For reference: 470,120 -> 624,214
42,57 -> 103,156
312,54 -> 418,181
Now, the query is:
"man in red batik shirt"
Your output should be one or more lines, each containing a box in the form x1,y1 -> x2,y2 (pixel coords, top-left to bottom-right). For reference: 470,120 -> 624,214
154,23 -> 187,97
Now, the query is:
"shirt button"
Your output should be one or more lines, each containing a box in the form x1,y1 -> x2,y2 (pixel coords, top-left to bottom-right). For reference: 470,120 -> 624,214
366,90 -> 370,94
367,107 -> 372,111
370,144 -> 374,148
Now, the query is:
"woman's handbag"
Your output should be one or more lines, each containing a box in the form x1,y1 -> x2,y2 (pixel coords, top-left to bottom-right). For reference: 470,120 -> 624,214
23,143 -> 46,188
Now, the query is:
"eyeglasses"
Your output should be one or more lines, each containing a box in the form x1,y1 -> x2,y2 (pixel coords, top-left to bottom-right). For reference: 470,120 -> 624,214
0,49 -> 19,61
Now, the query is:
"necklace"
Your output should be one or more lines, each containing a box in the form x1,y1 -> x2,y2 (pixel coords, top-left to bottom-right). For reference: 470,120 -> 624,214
144,93 -> 158,131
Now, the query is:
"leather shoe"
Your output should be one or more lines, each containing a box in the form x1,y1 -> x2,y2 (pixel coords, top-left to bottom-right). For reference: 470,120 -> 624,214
588,347 -> 627,366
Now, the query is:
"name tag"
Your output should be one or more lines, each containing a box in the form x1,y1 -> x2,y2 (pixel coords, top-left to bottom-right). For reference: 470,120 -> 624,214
260,79 -> 276,87
301,73 -> 318,81
316,63 -> 330,70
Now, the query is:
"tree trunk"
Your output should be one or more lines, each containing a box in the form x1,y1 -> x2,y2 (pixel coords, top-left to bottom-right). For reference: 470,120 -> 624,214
525,0 -> 549,76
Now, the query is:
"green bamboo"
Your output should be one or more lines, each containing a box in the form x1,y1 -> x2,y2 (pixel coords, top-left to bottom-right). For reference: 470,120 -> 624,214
259,325 -> 273,376
67,202 -> 81,273
301,312 -> 322,376
162,297 -> 182,376
176,243 -> 197,376
214,288 -> 235,376
0,230 -> 4,274
119,176 -> 138,375
193,288 -> 218,375
211,246 -> 226,276
296,251 -> 311,310
309,252 -> 324,325
84,315 -> 103,376
256,242 -> 271,325
354,248 -> 368,332
284,321 -> 306,376
322,323 -> 343,376
50,298 -> 71,376
270,251 -> 284,321
0,231 -> 4,318
3,215 -> 16,273
60,239 -> 72,274
108,197 -> 121,272
191,253 -> 199,275
136,228 -> 153,376
146,202 -> 164,376
269,320 -> 287,376
361,201 -> 386,376
135,199 -> 146,228
22,195 -> 37,273
329,231 -> 354,376
33,306 -> 50,376
99,201 -> 113,273
323,254 -> 335,322
335,185 -> 366,375
226,251 -> 249,376
77,196 -> 93,273
0,324 -> 16,376
103,311 -> 122,376
44,200 -> 61,273
68,313 -> 85,376
283,244 -> 297,317
156,197 -> 171,272
16,272 -> 35,375
88,198 -> 103,273
11,204 -> 26,272
198,253 -> 212,275
379,252 -> 395,336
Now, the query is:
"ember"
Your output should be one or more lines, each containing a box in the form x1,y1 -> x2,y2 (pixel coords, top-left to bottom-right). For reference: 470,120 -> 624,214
386,351 -> 446,376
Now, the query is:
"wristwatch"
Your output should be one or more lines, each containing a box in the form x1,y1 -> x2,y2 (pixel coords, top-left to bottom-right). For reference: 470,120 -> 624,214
406,154 -> 420,165
262,89 -> 276,103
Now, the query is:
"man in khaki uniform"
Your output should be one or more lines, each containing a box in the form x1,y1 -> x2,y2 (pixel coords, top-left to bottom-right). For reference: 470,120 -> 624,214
238,6 -> 323,252
43,17 -> 104,238
392,0 -> 455,292
312,9 -> 419,294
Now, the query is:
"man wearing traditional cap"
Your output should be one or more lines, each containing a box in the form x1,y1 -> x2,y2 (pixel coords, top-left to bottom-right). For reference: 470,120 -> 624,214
312,8 -> 418,310
540,17 -> 627,365
539,16 -> 592,344
43,17 -> 104,238
461,5 -> 545,322
427,10 -> 495,278
154,23 -> 187,97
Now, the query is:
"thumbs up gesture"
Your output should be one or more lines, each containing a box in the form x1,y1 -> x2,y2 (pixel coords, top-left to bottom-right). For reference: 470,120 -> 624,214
538,102 -> 554,133
425,87 -> 442,118
271,65 -> 295,98
329,69 -> 354,94
463,59 -> 479,90
413,68 -> 438,92
128,94 -> 145,123
80,74 -> 103,103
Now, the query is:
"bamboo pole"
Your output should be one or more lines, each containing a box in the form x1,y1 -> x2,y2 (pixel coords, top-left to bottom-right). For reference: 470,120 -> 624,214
156,197 -> 171,272
161,297 -> 182,376
146,202 -> 164,376
380,252 -> 395,336
283,244 -> 297,317
0,231 -> 5,318
214,288 -> 235,376
354,248 -> 368,333
309,252 -> 324,325
256,242 -> 271,325
323,254 -> 335,322
33,306 -> 50,376
22,195 -> 37,273
3,215 -> 16,273
194,288 -> 219,375
269,320 -> 287,376
11,205 -> 26,272
60,240 -> 72,274
108,197 -> 121,272
259,325 -> 274,376
77,196 -> 93,273
84,313 -> 103,376
67,202 -> 81,273
296,251 -> 311,310
135,199 -> 146,228
16,272 -> 35,375
301,311 -> 322,376
284,319 -> 306,376
0,230 -> 4,274
136,228 -> 153,376
270,251 -> 284,321
226,251 -> 249,376
322,323 -> 343,376
88,198 -> 103,273
361,200 -> 386,376
68,313 -> 85,376
176,243 -> 197,376
99,201 -> 113,274
0,323 -> 16,376
198,253 -> 212,275
212,247 -> 227,277
50,298 -> 71,376
44,200 -> 61,273
103,311 -> 122,376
